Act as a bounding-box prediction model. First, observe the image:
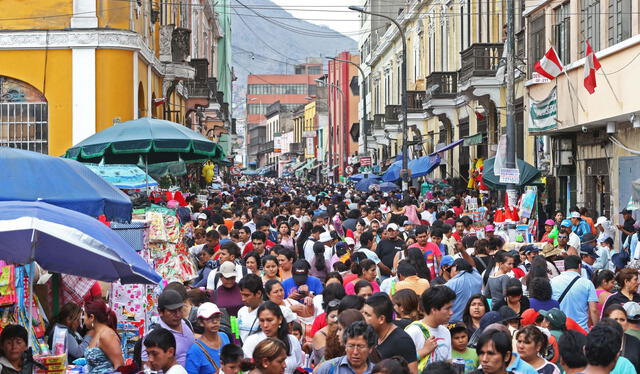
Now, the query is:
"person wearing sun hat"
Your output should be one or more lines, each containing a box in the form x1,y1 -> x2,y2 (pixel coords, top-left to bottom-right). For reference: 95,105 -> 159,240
185,302 -> 230,374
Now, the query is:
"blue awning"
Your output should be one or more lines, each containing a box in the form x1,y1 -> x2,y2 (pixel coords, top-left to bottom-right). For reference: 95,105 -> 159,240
429,139 -> 464,156
408,154 -> 441,178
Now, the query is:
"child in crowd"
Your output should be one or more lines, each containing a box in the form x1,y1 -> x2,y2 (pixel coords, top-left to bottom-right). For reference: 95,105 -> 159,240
448,322 -> 478,373
219,344 -> 244,374
143,328 -> 188,374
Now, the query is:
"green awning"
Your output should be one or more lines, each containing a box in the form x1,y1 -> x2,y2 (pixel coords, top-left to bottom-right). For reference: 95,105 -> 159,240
463,133 -> 485,146
295,159 -> 316,177
292,160 -> 307,170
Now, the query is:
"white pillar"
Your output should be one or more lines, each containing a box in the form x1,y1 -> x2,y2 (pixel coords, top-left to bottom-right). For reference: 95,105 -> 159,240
72,48 -> 96,145
133,51 -> 139,119
147,64 -> 152,117
71,0 -> 98,28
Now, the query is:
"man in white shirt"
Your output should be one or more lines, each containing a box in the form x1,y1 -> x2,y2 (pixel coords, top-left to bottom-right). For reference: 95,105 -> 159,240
143,327 -> 188,374
405,286 -> 456,367
561,220 -> 581,252
304,226 -> 325,262
237,274 -> 264,342
420,203 -> 437,225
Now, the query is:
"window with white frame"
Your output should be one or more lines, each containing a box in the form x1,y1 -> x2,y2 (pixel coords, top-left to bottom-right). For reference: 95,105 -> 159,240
608,0 -> 631,46
554,3 -> 571,65
580,0 -> 601,53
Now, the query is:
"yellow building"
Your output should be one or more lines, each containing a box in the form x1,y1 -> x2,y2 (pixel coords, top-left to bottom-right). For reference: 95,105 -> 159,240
359,0 -> 531,183
0,0 -> 212,157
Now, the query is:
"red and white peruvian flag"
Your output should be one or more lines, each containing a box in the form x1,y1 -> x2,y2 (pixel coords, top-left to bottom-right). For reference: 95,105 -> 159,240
534,47 -> 563,80
583,41 -> 601,94
153,97 -> 167,107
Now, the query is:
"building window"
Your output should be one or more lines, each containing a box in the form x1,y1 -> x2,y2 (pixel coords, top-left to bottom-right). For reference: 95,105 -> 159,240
0,76 -> 48,154
580,0 -> 601,53
528,15 -> 546,77
608,0 -> 631,46
554,3 -> 571,65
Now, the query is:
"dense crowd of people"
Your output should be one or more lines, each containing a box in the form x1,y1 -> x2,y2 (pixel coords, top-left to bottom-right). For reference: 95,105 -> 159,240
2,179 -> 640,374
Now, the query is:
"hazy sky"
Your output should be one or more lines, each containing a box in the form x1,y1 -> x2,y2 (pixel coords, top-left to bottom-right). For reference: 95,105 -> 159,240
270,0 -> 364,40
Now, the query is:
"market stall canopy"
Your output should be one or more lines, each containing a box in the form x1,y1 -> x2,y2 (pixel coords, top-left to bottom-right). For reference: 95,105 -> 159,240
407,154 -> 441,178
0,147 -> 132,222
382,160 -> 402,182
0,201 -> 161,284
349,173 -> 381,182
482,157 -> 542,190
64,117 -> 226,164
355,177 -> 381,192
379,181 -> 400,192
85,164 -> 158,189
429,139 -> 464,156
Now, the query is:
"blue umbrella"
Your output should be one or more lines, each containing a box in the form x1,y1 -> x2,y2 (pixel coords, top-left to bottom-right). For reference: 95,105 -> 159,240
382,160 -> 402,181
355,178 -> 381,192
349,173 -> 381,182
408,154 -> 441,178
0,201 -> 160,284
84,164 -> 158,189
0,147 -> 132,222
379,182 -> 400,192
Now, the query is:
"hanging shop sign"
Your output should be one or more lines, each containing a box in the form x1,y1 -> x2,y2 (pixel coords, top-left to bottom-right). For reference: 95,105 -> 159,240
274,132 -> 281,153
529,87 -> 558,132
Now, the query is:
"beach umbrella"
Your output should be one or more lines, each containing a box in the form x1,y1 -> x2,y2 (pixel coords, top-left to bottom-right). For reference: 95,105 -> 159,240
64,117 -> 225,165
355,178 -> 381,192
0,147 -> 132,222
379,182 -> 400,192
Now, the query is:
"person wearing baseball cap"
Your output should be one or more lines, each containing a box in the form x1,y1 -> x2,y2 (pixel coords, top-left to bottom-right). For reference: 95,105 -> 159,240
560,220 -> 581,253
281,259 -> 323,299
376,223 -> 404,279
430,255 -> 454,286
519,245 -> 540,273
579,244 -> 599,280
624,302 -> 640,340
541,219 -> 556,244
185,302 -> 229,373
140,289 -> 195,367
618,208 -> 636,244
569,211 -> 591,240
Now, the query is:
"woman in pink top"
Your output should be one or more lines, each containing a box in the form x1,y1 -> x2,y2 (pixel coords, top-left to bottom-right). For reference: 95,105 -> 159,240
594,269 -> 615,314
345,259 -> 380,295
401,199 -> 422,225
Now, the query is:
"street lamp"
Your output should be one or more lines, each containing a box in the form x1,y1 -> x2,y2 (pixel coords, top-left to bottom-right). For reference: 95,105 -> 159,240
349,5 -> 408,193
326,56 -> 369,158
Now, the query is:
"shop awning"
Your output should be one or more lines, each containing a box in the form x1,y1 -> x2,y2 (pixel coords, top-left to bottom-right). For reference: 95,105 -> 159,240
429,139 -> 464,156
292,159 -> 307,170
463,133 -> 485,146
295,159 -> 316,177
482,157 -> 541,190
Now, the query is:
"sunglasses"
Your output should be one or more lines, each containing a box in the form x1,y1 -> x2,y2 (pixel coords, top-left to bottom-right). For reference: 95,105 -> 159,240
558,235 -> 568,239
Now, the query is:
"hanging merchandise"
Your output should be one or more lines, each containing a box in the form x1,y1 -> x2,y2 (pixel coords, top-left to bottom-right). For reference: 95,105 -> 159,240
202,161 -> 215,184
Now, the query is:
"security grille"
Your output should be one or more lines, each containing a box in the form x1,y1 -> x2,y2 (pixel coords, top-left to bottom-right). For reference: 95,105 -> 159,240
0,102 -> 49,154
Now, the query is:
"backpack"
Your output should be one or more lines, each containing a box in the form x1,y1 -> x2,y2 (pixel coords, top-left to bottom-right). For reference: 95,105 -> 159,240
405,321 -> 431,372
209,290 -> 235,341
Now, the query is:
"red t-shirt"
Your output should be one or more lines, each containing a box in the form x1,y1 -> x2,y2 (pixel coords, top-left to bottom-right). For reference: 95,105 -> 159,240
242,240 -> 275,256
452,232 -> 463,242
408,242 -> 441,278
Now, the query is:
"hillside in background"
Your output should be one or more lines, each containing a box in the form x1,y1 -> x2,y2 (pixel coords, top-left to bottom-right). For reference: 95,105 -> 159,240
230,0 -> 358,117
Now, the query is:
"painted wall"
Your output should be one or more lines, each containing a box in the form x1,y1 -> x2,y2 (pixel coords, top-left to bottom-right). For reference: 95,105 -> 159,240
96,49 -> 134,131
0,1 -> 72,29
0,49 -> 72,156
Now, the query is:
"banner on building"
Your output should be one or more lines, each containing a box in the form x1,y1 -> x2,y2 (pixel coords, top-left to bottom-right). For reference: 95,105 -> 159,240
274,132 -> 281,153
529,87 -> 558,132
305,137 -> 314,159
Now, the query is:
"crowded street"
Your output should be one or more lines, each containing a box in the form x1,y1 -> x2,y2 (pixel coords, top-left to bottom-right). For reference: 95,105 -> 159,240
3,1 -> 640,374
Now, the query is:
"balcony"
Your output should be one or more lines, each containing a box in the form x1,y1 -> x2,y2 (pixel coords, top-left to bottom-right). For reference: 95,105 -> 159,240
425,72 -> 458,100
257,140 -> 274,154
384,105 -> 400,124
159,25 -> 195,80
407,91 -> 425,113
460,43 -> 504,84
290,142 -> 304,155
186,59 -> 214,99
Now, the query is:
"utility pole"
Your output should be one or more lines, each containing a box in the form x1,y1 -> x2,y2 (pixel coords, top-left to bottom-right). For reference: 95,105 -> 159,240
505,0 -> 517,207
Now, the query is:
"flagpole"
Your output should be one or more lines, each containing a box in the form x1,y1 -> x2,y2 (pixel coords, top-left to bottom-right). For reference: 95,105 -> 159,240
546,39 -> 586,112
599,66 -> 622,105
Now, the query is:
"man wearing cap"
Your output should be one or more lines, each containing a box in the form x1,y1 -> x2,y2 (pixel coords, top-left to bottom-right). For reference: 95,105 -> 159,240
281,259 -> 324,299
560,220 -> 581,254
196,213 -> 209,230
550,255 -> 599,331
579,244 -> 598,280
376,223 -> 404,279
141,289 -> 195,367
618,209 -> 636,244
318,231 -> 337,261
519,245 -> 540,273
208,261 -> 243,317
430,255 -> 454,286
569,211 -> 591,240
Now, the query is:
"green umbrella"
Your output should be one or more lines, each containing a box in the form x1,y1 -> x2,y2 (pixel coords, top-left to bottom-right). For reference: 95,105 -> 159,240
482,157 -> 541,190
64,117 -> 225,164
